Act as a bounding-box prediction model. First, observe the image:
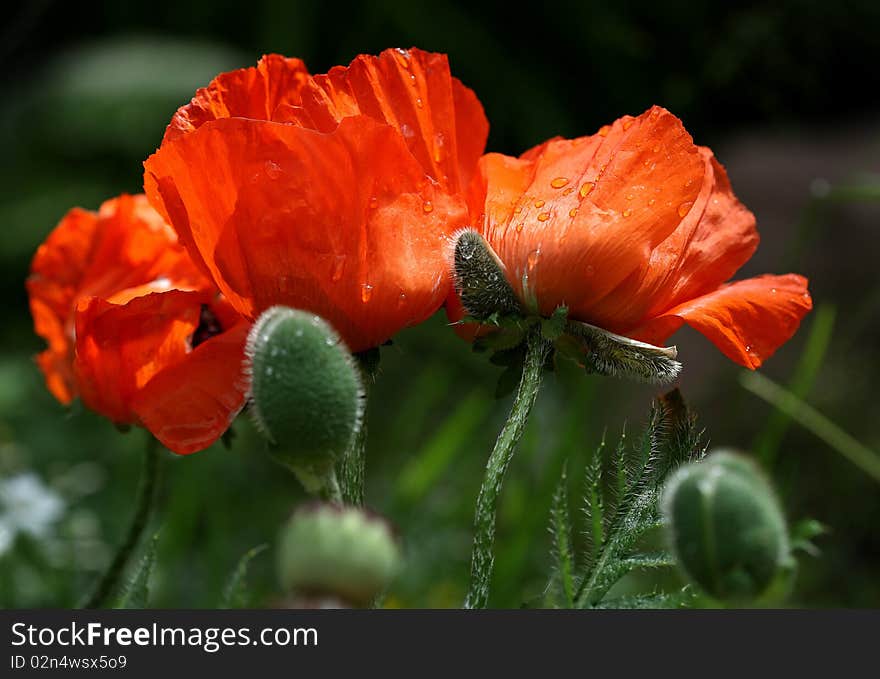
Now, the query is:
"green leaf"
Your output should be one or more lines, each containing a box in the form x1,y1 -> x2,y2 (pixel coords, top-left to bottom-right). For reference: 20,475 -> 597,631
592,551 -> 676,597
220,544 -> 268,609
116,533 -> 159,609
549,464 -> 575,607
790,518 -> 828,557
597,588 -> 696,610
582,435 -> 605,565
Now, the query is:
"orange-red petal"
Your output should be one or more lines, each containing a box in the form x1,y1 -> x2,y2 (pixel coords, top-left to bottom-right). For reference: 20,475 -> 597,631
133,322 -> 249,454
471,106 -> 705,321
73,291 -> 206,423
629,274 -> 812,369
27,195 -> 211,404
145,115 -> 468,351
163,54 -> 311,143
279,48 -> 488,192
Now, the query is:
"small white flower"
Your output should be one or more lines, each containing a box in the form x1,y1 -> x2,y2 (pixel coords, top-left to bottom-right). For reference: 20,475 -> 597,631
0,473 -> 65,555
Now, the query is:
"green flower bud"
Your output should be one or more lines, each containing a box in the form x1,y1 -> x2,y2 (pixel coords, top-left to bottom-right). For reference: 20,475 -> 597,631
452,229 -> 522,320
277,503 -> 401,607
246,307 -> 363,482
661,450 -> 791,603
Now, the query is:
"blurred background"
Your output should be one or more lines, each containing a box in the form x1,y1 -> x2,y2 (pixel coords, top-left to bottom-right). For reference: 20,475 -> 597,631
1,0 -> 878,608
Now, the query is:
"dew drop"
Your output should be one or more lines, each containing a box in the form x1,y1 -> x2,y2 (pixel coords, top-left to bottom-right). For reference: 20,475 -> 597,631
598,125 -> 611,137
652,145 -> 660,153
579,182 -> 595,198
622,119 -> 634,131
369,196 -> 379,209
331,256 -> 345,282
569,208 -> 578,218
537,212 -> 550,222
626,193 -> 634,201
623,209 -> 633,217
563,187 -> 574,196
771,288 -> 777,294
648,198 -> 656,206
745,345 -> 752,353
416,97 -> 423,109
527,249 -> 540,269
534,199 -> 545,208
423,200 -> 434,213
514,206 -> 523,215
361,284 -> 373,303
677,201 -> 694,217
550,177 -> 569,189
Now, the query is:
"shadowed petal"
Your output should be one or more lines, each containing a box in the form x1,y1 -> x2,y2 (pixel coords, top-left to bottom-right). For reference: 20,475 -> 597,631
629,274 -> 812,369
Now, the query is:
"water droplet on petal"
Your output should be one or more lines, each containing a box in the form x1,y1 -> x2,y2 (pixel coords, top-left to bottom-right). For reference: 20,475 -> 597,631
550,177 -> 569,189
416,97 -> 423,109
527,249 -> 540,269
579,182 -> 595,198
562,187 -> 574,196
569,208 -> 578,218
534,199 -> 545,208
677,201 -> 694,218
537,212 -> 550,222
515,222 -> 524,233
423,200 -> 434,213
598,125 -> 611,137
331,256 -> 345,282
361,284 -> 373,303
369,196 -> 379,209
514,206 -> 523,215
623,209 -> 633,217
771,288 -> 777,294
622,119 -> 634,131
745,345 -> 752,353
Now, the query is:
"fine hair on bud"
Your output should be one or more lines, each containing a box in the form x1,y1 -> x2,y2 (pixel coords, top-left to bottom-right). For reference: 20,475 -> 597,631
278,503 -> 401,607
245,307 -> 364,469
451,228 -> 522,320
661,450 -> 791,603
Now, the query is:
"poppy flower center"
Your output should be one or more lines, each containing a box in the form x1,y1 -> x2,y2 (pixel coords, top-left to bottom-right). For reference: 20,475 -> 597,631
191,304 -> 223,348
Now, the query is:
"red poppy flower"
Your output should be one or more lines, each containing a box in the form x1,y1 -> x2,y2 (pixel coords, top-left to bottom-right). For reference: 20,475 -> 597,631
449,106 -> 811,369
144,47 -> 488,352
27,194 -> 249,454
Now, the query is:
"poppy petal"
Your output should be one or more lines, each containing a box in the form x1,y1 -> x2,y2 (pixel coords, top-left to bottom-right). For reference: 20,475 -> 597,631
145,115 -> 467,352
584,147 -> 760,332
73,291 -> 206,423
473,106 -> 705,321
27,195 -> 210,405
289,47 -> 488,191
163,54 -> 311,143
629,274 -> 812,369
133,322 -> 249,454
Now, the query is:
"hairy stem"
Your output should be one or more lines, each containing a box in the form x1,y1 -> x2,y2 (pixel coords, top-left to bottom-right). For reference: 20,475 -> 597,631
464,329 -> 550,609
82,434 -> 160,609
340,358 -> 372,505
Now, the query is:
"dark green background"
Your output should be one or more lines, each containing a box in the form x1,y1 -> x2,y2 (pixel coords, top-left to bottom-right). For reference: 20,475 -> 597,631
1,0 -> 878,607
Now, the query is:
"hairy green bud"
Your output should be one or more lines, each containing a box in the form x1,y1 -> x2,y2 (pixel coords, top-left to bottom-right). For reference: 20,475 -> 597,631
277,503 -> 401,607
452,229 -> 522,320
661,450 -> 791,603
246,307 -> 363,482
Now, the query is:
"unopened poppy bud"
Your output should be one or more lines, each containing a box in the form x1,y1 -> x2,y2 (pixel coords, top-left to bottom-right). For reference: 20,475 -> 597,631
246,307 -> 363,485
277,503 -> 400,607
661,450 -> 791,603
452,229 -> 522,320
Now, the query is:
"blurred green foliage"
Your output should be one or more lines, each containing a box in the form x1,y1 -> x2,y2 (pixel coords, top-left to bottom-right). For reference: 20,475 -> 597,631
1,1 -> 879,607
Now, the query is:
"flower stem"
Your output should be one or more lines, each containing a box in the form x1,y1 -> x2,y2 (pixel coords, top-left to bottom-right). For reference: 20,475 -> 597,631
339,356 -> 373,506
82,433 -> 160,609
464,329 -> 551,609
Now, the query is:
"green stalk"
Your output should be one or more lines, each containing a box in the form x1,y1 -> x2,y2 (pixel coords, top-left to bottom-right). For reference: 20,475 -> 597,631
339,358 -> 372,506
82,434 -> 160,608
464,329 -> 550,609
